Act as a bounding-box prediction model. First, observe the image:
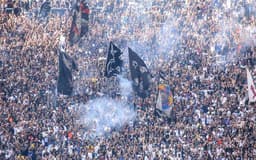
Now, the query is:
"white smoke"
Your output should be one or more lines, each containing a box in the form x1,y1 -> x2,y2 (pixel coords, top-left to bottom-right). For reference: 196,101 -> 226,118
79,97 -> 136,139
76,75 -> 136,139
208,1 -> 256,66
156,17 -> 180,57
118,75 -> 133,97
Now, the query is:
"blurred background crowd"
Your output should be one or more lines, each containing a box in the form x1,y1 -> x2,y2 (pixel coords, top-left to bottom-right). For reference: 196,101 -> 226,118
0,0 -> 256,159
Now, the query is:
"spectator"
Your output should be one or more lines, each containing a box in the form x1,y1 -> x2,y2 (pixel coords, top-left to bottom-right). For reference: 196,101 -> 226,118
0,0 -> 255,159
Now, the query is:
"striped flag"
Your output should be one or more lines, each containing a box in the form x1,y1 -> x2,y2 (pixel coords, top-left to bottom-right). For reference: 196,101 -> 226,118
80,1 -> 89,37
246,67 -> 256,103
69,12 -> 80,46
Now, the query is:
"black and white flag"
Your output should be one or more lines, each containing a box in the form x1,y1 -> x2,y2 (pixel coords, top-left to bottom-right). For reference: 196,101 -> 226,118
57,49 -> 78,96
128,48 -> 151,98
104,42 -> 123,78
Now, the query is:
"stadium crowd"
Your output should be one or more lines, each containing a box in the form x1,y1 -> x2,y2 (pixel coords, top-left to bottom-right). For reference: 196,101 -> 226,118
0,0 -> 256,159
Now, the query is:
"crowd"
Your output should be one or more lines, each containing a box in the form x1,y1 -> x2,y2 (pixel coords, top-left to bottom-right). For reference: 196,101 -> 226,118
0,0 -> 256,159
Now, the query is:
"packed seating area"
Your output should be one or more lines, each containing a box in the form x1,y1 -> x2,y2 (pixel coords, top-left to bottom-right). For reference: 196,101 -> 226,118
0,0 -> 256,159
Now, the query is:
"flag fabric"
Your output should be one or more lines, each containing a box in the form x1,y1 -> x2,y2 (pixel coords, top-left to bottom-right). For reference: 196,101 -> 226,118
80,1 -> 89,37
69,12 -> 80,46
128,48 -> 151,98
246,67 -> 256,103
39,1 -> 51,18
105,42 -> 123,78
72,0 -> 80,12
159,70 -> 168,81
57,49 -> 78,96
156,84 -> 173,116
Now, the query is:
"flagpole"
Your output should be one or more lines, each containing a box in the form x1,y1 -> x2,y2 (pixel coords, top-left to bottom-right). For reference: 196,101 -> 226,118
154,70 -> 161,116
142,97 -> 145,110
55,48 -> 60,108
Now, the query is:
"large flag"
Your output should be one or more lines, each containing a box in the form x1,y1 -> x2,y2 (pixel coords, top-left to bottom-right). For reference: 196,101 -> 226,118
80,1 -> 89,37
57,49 -> 78,96
105,42 -> 123,78
246,67 -> 256,103
128,48 -> 151,98
39,1 -> 51,18
69,12 -> 80,46
156,84 -> 173,116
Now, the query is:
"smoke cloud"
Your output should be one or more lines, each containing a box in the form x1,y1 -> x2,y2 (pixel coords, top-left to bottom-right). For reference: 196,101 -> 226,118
118,75 -> 133,97
78,97 -> 136,139
76,75 -> 136,139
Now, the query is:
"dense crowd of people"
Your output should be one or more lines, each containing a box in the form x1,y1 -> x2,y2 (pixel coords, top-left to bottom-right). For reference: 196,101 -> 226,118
0,0 -> 256,159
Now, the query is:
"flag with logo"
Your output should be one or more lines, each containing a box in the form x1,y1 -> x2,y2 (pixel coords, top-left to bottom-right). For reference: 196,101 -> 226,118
57,49 -> 78,96
156,84 -> 173,116
246,67 -> 256,103
128,48 -> 151,98
104,42 -> 123,78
